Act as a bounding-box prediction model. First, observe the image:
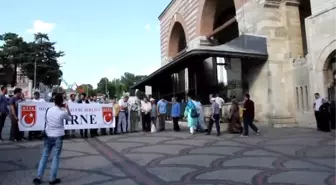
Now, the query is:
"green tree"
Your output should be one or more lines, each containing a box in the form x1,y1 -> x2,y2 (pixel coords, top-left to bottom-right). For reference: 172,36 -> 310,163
0,32 -> 64,87
21,33 -> 64,87
120,72 -> 146,91
96,77 -> 116,98
76,84 -> 94,96
0,33 -> 28,86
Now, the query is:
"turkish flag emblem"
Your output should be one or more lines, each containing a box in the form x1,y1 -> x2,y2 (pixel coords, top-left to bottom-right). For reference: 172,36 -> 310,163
20,105 -> 36,128
102,107 -> 113,125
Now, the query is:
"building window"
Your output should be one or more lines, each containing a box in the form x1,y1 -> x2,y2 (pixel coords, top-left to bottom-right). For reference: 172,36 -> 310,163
296,87 -> 299,109
300,86 -> 304,110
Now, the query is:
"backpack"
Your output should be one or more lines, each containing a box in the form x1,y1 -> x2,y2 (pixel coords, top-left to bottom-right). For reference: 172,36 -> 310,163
188,101 -> 199,118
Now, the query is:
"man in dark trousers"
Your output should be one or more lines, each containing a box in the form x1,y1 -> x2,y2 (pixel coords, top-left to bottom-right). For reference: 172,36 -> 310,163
0,86 -> 9,142
78,93 -> 90,138
241,93 -> 260,137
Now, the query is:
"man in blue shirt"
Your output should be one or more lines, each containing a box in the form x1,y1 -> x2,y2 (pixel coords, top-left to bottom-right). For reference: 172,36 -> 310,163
157,98 -> 167,131
170,97 -> 181,131
0,86 -> 9,142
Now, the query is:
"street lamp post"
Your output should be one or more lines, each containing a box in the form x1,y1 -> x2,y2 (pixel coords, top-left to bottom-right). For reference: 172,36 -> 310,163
105,78 -> 108,95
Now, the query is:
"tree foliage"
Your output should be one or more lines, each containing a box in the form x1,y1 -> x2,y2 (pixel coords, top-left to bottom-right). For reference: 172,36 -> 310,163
0,32 -> 64,87
94,72 -> 146,99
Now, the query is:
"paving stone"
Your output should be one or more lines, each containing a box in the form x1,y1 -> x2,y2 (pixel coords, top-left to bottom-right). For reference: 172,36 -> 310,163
105,142 -> 144,153
125,153 -> 164,166
222,157 -> 276,168
164,139 -> 210,146
0,162 -> 21,172
268,171 -> 332,185
264,138 -> 321,146
326,140 -> 335,145
17,141 -> 43,148
59,156 -> 125,177
189,146 -> 245,155
117,136 -> 172,144
100,179 -> 139,185
0,144 -> 20,149
57,169 -> 113,185
0,148 -> 42,168
212,140 -> 246,146
160,155 -> 222,167
0,169 -> 36,185
233,137 -> 266,145
264,145 -> 306,156
304,146 -> 335,157
242,149 -> 280,156
130,144 -> 192,155
309,158 -> 336,168
147,167 -> 196,182
60,150 -> 87,158
62,142 -> 99,154
196,169 -> 262,184
283,160 -> 331,170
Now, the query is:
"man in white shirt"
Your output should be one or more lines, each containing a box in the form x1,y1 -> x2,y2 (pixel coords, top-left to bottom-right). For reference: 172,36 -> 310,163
33,93 -> 72,185
29,92 -> 45,140
313,93 -> 323,130
67,93 -> 76,138
117,96 -> 129,133
215,94 -> 225,122
141,97 -> 152,132
32,91 -> 45,102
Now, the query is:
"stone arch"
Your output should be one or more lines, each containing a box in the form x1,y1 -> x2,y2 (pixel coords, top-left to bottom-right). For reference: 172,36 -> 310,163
316,40 -> 336,71
167,13 -> 188,58
196,0 -> 241,37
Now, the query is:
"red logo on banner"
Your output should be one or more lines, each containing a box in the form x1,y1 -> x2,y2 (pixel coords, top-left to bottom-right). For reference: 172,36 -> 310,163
20,105 -> 36,128
102,107 -> 113,125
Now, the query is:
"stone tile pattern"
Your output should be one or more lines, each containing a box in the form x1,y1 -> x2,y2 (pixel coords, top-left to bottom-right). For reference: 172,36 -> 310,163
0,125 -> 335,185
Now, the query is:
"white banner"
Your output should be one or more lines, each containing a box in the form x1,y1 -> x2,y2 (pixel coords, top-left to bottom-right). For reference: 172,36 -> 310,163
18,102 -> 115,131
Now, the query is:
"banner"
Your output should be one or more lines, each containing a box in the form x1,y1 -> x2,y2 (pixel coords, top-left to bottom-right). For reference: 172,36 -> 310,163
18,102 -> 115,131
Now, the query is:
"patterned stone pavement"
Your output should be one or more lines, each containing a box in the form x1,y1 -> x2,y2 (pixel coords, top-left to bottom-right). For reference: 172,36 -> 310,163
0,123 -> 335,185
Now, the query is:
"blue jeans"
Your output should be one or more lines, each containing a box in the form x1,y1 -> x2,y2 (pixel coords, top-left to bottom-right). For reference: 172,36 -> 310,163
36,136 -> 63,181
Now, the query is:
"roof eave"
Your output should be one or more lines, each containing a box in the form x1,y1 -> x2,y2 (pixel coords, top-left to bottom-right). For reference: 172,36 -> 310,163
158,0 -> 176,20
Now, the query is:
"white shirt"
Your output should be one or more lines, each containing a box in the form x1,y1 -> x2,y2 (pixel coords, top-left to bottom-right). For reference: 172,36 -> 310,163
141,101 -> 151,113
45,106 -> 72,137
314,98 -> 323,111
118,99 -> 128,111
215,97 -> 224,108
68,99 -> 75,103
32,98 -> 45,102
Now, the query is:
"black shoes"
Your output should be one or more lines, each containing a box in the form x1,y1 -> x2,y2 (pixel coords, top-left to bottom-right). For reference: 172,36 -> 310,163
33,178 -> 61,185
33,178 -> 42,185
49,179 -> 61,185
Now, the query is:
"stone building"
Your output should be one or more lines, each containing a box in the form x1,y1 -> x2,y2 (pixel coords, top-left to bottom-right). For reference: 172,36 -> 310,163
132,0 -> 336,127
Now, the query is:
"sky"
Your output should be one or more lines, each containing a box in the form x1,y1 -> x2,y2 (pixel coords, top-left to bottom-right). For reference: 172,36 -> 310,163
0,0 -> 171,88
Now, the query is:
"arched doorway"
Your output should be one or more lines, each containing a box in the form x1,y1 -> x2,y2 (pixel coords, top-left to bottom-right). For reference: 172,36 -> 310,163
197,0 -> 243,101
167,20 -> 188,99
325,50 -> 336,101
298,0 -> 312,56
197,0 -> 239,43
168,21 -> 187,58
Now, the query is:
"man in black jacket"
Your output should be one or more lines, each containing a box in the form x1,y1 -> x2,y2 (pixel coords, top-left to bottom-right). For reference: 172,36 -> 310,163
242,93 -> 260,137
78,93 -> 90,138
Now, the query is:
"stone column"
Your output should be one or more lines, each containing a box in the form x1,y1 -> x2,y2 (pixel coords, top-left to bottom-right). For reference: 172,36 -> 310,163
263,0 -> 303,127
225,58 -> 243,100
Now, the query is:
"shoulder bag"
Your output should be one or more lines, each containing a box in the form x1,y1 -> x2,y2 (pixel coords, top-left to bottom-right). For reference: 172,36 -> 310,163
41,108 -> 50,138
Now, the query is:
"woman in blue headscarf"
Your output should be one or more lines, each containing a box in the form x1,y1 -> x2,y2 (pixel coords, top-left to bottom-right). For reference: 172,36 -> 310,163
184,95 -> 198,134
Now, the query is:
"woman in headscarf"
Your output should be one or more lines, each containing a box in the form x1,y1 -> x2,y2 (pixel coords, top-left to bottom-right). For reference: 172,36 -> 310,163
195,97 -> 208,132
227,99 -> 243,134
319,97 -> 331,132
184,95 -> 198,134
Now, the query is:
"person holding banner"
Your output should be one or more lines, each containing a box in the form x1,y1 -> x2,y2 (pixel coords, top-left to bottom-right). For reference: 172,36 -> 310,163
117,95 -> 129,133
33,93 -> 72,185
78,93 -> 90,138
10,88 -> 25,142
